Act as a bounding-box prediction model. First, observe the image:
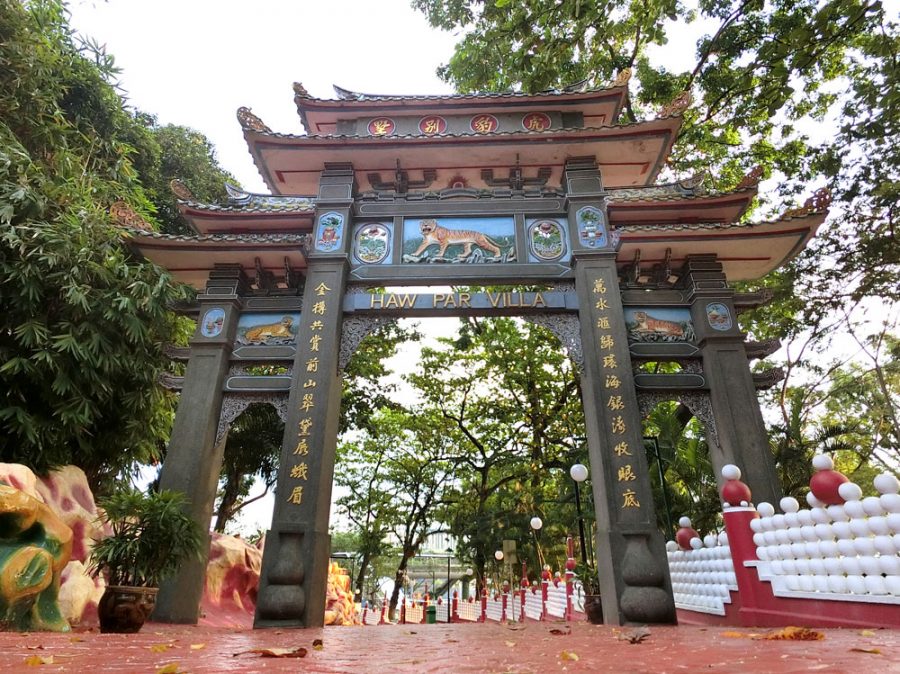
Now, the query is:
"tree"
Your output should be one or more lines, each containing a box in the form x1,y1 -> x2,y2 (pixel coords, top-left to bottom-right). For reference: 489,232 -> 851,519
0,0 -> 192,491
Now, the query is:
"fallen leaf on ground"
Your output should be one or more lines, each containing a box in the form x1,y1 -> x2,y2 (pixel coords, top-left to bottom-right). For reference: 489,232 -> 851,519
721,631 -> 752,638
850,648 -> 882,654
69,637 -> 84,643
155,664 -> 181,674
505,640 -> 516,647
560,650 -> 580,661
24,655 -> 53,666
234,647 -> 309,658
618,626 -> 651,643
189,643 -> 205,650
549,627 -> 571,636
312,638 -> 324,651
25,645 -> 44,650
758,626 -> 824,641
859,630 -> 877,637
149,644 -> 171,653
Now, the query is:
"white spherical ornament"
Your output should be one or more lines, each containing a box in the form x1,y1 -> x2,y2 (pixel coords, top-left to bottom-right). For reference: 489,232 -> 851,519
827,574 -> 848,593
801,525 -> 818,542
813,523 -> 834,540
795,559 -> 810,575
679,516 -> 692,528
703,534 -> 717,548
756,546 -> 768,561
874,535 -> 895,556
804,542 -> 820,558
767,545 -> 780,561
882,494 -> 900,514
806,492 -> 824,508
791,542 -> 807,557
780,497 -> 800,513
885,575 -> 900,597
799,575 -> 815,592
844,499 -> 866,519
849,518 -> 870,537
778,543 -> 793,559
797,510 -> 814,526
788,527 -> 804,542
757,502 -> 775,518
853,537 -> 876,556
827,504 -> 850,522
861,496 -> 883,517
764,531 -> 777,545
785,513 -> 800,528
772,514 -> 786,529
813,576 -> 830,593
846,575 -> 867,595
809,558 -> 826,575
775,529 -> 791,544
770,560 -> 784,575
868,516 -> 890,536
831,521 -> 852,540
782,559 -> 798,574
785,575 -> 801,591
837,539 -> 858,558
718,531 -> 729,545
864,575 -> 887,595
750,519 -> 762,533
838,481 -> 863,502
859,555 -> 881,576
874,473 -> 900,495
818,540 -> 839,559
810,507 -> 830,524
893,533 -> 900,553
666,540 -> 677,551
812,454 -> 834,471
886,512 -> 900,533
690,537 -> 703,550
823,557 -> 842,575
722,464 -> 742,481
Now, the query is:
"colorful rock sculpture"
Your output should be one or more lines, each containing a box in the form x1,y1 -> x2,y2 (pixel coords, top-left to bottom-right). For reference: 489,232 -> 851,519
0,482 -> 73,631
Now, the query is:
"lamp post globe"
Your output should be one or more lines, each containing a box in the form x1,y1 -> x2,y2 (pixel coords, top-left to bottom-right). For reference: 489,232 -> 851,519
570,463 -> 589,483
494,550 -> 504,561
530,516 -> 543,531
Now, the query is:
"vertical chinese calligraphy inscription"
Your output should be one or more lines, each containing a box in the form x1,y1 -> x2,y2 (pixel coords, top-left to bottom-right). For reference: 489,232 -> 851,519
254,165 -> 353,628
566,160 -> 676,625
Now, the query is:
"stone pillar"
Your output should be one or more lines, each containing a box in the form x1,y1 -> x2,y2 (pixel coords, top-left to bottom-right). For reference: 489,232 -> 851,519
565,160 -> 676,625
683,255 -> 781,506
154,265 -> 247,623
254,164 -> 354,627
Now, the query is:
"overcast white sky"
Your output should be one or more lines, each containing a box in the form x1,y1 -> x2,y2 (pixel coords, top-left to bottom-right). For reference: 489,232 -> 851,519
69,0 -> 462,192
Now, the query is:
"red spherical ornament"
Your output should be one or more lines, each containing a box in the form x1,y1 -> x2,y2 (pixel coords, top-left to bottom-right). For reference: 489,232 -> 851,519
675,526 -> 700,550
810,469 -> 849,505
722,479 -> 752,506
565,557 -> 577,572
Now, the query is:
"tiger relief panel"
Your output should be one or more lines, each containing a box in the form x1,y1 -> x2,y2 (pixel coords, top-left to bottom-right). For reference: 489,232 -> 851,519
624,307 -> 696,344
401,217 -> 516,264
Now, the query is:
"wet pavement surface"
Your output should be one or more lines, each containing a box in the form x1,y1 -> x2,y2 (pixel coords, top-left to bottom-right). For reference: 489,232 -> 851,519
2,621 -> 899,673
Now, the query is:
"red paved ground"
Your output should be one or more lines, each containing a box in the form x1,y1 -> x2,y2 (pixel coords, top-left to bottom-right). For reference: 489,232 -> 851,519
2,622 -> 899,673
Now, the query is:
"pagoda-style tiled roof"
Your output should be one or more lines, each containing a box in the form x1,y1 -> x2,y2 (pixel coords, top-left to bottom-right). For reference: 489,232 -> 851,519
616,209 -> 826,281
125,229 -> 308,289
172,182 -> 316,235
242,117 -> 683,195
293,80 -> 630,135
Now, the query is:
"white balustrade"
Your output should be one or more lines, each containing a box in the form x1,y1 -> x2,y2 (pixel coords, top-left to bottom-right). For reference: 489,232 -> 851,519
751,471 -> 900,603
666,530 -> 738,616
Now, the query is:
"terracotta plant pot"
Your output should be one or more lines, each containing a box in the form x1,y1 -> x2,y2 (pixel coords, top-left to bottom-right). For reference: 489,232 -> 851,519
584,594 -> 604,624
98,585 -> 158,633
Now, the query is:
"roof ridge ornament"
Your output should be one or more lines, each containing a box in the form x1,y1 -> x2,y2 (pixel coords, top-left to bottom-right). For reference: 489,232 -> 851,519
224,183 -> 252,204
658,91 -> 693,118
169,179 -> 195,202
109,200 -> 152,231
736,165 -> 764,190
237,107 -> 271,133
333,85 -> 359,100
677,171 -> 706,193
293,82 -> 309,98
782,187 -> 832,218
613,68 -> 632,87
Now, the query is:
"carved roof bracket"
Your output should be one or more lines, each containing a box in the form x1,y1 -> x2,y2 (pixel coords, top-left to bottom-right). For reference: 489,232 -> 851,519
367,160 -> 437,193
481,166 -> 552,190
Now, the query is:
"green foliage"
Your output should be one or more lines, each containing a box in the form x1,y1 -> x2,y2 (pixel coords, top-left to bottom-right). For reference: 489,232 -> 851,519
0,0 -> 193,491
89,489 -> 203,587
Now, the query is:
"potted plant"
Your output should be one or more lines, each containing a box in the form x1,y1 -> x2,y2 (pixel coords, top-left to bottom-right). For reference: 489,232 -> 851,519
577,562 -> 604,624
89,489 -> 203,633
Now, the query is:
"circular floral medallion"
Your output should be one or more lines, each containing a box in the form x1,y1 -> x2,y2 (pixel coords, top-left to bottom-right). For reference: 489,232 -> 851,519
355,223 -> 391,264
200,308 -> 225,338
528,220 -> 566,261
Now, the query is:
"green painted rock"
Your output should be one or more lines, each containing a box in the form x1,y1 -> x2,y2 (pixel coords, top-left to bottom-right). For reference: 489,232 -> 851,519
0,483 -> 72,631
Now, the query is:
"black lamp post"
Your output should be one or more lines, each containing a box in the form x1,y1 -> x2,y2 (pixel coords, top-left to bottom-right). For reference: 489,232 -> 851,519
569,463 -> 589,567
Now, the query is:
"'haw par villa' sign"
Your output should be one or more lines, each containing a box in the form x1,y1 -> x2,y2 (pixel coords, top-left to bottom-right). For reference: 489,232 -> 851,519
122,74 -> 829,628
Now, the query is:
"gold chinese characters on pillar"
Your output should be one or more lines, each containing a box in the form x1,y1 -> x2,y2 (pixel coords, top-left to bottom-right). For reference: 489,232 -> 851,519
286,282 -> 333,506
592,274 -> 641,510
